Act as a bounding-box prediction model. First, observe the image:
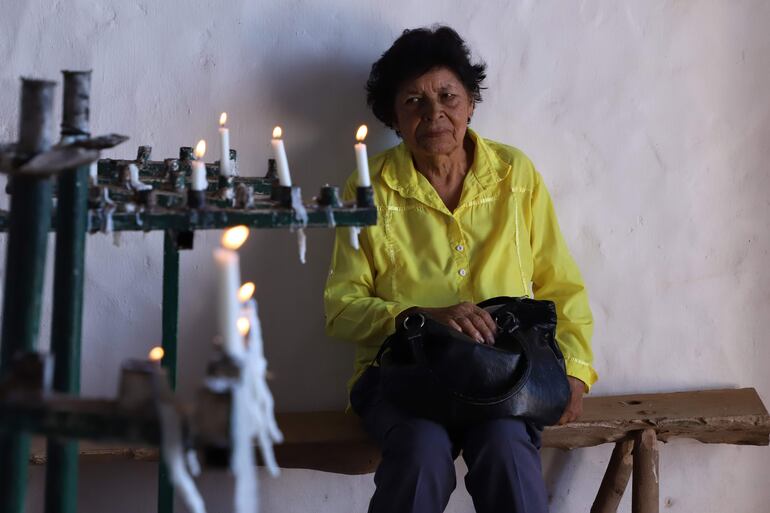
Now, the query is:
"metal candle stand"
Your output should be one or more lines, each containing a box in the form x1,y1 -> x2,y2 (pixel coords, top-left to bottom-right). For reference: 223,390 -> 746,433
0,70 -> 377,513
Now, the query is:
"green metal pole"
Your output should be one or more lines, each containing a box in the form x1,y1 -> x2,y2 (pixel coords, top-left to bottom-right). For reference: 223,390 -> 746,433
44,70 -> 92,513
0,78 -> 57,513
158,229 -> 180,513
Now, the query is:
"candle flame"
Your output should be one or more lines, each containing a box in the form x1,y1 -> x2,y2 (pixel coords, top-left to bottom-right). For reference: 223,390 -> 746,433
238,282 -> 255,302
272,126 -> 283,139
221,225 -> 249,250
148,346 -> 165,362
237,316 -> 250,337
194,139 -> 206,159
219,112 -> 227,126
356,124 -> 368,142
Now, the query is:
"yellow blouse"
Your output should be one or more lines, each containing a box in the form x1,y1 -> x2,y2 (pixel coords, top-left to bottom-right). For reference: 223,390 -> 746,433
324,129 -> 597,394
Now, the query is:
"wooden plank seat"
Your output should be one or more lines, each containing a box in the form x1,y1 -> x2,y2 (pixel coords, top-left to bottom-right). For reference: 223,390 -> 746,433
29,388 -> 770,513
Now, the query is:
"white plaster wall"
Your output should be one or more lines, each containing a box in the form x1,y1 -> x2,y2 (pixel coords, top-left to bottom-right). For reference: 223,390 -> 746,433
1,0 -> 768,511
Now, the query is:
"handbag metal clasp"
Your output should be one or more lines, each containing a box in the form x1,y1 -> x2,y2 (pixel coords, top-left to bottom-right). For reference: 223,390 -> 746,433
495,311 -> 519,333
402,313 -> 426,331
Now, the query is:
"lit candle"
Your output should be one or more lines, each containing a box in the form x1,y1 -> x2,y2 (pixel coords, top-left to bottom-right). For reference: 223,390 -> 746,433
219,112 -> 231,177
270,126 -> 292,186
237,316 -> 250,337
213,225 -> 249,360
238,282 -> 255,303
191,139 -> 208,191
354,125 -> 371,187
148,346 -> 165,363
237,282 -> 283,477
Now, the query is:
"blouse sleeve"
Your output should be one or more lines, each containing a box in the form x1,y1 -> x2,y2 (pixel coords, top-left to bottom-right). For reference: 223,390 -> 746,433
529,171 -> 598,391
323,178 -> 411,349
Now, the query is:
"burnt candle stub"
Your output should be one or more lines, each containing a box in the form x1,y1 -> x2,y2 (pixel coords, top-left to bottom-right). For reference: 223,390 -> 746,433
179,146 -> 194,161
265,158 -> 278,181
18,78 -> 57,158
318,185 -> 342,207
136,145 -> 152,164
61,70 -> 91,137
356,185 -> 374,208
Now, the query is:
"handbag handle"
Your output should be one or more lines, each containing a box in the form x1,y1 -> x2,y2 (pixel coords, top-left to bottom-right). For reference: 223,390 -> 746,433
403,313 -> 532,406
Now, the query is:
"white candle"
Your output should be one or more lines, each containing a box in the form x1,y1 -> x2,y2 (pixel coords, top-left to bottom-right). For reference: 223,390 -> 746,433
354,125 -> 371,187
240,293 -> 283,477
158,402 -> 207,513
230,284 -> 282,513
219,112 -> 231,177
349,226 -> 360,251
296,228 -> 307,264
89,161 -> 98,185
214,226 -> 250,361
191,139 -> 208,191
128,163 -> 152,191
270,126 -> 292,186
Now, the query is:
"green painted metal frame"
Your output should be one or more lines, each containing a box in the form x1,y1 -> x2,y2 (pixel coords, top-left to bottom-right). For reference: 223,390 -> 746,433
44,164 -> 89,513
0,190 -> 374,513
96,157 -> 273,195
0,204 -> 376,233
0,72 -> 378,513
0,78 -> 57,513
158,230 -> 180,513
0,177 -> 54,513
0,96 -> 376,513
0,399 -> 161,443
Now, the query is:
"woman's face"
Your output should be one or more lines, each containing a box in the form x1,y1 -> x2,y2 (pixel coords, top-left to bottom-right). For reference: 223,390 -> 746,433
393,66 -> 474,159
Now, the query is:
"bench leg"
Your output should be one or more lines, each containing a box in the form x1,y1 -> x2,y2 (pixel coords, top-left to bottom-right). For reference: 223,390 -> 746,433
591,438 -> 635,513
632,429 -> 659,513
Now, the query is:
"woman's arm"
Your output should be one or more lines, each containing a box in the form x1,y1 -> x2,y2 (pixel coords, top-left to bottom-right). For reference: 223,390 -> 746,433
529,171 -> 597,392
324,180 -> 411,348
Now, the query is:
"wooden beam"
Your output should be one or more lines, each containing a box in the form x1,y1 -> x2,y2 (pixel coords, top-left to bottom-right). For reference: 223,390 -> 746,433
591,438 -> 634,513
27,388 -> 770,476
543,387 -> 770,449
632,429 -> 659,513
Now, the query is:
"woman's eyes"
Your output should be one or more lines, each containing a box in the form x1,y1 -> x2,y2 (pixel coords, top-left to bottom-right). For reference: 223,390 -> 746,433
403,93 -> 459,105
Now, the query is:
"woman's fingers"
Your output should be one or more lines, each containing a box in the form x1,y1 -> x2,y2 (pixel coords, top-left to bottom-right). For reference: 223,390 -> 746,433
558,378 -> 586,425
456,315 -> 495,344
468,311 -> 496,344
455,317 -> 485,343
473,307 -> 498,341
429,303 -> 497,344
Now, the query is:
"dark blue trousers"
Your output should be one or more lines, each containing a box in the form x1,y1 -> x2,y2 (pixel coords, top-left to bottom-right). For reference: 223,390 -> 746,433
351,367 -> 549,513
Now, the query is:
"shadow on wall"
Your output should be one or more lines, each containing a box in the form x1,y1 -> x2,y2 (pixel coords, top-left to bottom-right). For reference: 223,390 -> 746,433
184,8 -> 398,412
541,447 -> 584,509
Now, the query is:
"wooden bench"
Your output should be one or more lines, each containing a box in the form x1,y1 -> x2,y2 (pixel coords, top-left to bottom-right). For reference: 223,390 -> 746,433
30,387 -> 770,513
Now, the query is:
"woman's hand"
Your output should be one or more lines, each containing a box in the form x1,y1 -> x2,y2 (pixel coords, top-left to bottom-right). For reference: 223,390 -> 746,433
557,377 -> 586,425
399,302 -> 497,344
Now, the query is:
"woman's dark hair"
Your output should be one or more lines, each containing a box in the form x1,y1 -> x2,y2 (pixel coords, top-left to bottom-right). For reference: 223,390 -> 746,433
366,26 -> 487,129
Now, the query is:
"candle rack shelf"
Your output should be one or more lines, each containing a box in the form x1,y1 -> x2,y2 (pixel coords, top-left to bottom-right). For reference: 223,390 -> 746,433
0,71 -> 376,513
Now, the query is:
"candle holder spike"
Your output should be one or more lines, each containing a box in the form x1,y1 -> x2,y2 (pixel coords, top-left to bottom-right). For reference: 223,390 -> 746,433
137,145 -> 152,165
317,185 -> 342,208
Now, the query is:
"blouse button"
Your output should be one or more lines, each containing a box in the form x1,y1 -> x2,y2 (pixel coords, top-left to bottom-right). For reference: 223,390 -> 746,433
458,268 -> 467,277
455,244 -> 464,252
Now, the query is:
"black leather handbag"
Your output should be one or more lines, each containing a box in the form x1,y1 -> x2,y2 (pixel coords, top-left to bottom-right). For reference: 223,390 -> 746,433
375,296 -> 571,428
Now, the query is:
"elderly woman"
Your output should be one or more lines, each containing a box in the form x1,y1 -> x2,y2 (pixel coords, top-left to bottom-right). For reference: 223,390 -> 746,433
324,26 -> 595,513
